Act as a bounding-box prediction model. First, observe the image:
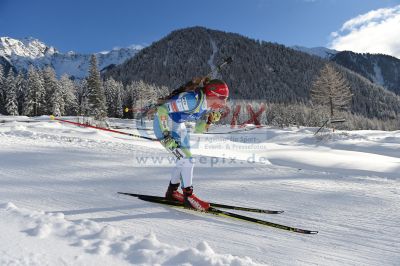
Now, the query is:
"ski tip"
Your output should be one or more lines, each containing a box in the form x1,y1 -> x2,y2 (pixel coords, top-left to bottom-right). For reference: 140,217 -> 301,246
261,210 -> 284,214
303,230 -> 318,234
293,228 -> 319,234
117,192 -> 138,197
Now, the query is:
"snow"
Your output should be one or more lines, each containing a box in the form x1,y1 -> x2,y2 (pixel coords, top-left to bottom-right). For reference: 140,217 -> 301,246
372,62 -> 385,86
207,36 -> 218,78
0,202 -> 252,265
0,37 -> 57,59
0,116 -> 399,265
291,46 -> 338,59
0,36 -> 141,78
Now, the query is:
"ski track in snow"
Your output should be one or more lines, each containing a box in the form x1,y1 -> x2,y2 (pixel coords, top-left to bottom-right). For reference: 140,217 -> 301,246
207,35 -> 218,79
0,117 -> 400,265
373,62 -> 385,86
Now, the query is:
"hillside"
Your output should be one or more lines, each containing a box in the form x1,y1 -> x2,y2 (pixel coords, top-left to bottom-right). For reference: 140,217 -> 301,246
331,51 -> 400,95
104,27 -> 400,120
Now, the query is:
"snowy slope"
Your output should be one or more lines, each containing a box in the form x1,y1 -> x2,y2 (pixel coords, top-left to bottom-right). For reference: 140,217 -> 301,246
0,37 -> 141,78
0,37 -> 57,59
291,45 -> 338,59
0,117 -> 399,265
330,51 -> 400,94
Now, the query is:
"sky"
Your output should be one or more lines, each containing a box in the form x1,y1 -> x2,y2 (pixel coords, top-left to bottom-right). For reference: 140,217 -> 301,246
1,0 -> 400,57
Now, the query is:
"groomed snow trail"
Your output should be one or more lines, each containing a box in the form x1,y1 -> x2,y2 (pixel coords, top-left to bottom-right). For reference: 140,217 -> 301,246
0,117 -> 399,265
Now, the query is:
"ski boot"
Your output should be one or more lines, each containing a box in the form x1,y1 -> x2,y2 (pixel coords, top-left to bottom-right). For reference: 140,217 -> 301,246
183,186 -> 210,211
165,182 -> 184,203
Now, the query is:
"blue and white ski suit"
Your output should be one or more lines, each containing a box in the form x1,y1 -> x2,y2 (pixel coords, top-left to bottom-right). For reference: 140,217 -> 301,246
153,90 -> 209,188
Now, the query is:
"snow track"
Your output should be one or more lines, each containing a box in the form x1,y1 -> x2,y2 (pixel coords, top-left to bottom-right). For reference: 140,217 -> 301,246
0,117 -> 399,265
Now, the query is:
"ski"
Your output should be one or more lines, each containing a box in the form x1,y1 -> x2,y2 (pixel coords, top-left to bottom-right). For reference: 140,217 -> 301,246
123,193 -> 318,234
118,192 -> 283,214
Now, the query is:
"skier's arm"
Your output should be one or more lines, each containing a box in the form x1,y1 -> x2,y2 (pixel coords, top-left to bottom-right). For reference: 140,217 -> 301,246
155,104 -> 181,150
155,105 -> 170,136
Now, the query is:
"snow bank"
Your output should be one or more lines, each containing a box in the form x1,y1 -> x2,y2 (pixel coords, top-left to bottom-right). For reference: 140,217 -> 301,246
0,203 -> 260,266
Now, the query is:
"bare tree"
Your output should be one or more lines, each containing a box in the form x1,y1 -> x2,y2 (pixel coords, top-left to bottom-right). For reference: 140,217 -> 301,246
310,63 -> 353,117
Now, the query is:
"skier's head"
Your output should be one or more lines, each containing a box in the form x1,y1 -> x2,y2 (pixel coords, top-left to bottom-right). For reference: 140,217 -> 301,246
204,79 -> 229,110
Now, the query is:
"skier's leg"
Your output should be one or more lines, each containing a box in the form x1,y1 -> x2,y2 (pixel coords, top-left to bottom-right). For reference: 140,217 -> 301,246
171,122 -> 209,211
154,118 -> 186,201
178,157 -> 194,188
170,121 -> 193,185
165,180 -> 183,202
165,157 -> 191,203
170,161 -> 183,185
182,185 -> 210,211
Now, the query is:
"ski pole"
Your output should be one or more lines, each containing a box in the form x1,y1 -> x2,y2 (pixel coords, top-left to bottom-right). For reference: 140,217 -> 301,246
206,56 -> 233,78
49,116 -> 158,141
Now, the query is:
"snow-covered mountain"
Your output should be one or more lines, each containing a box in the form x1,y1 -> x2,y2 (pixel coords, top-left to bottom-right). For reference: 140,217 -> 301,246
330,51 -> 400,95
0,37 -> 141,79
291,45 -> 400,95
291,45 -> 338,59
104,27 -> 400,121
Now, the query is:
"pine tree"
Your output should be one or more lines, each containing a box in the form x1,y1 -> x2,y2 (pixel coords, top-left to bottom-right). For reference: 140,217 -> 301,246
104,78 -> 116,117
104,77 -> 124,118
124,83 -> 135,119
310,63 -> 353,117
24,67 -> 46,116
51,82 -> 64,116
15,72 -> 26,115
87,55 -> 107,120
156,85 -> 169,99
0,65 -> 3,86
114,82 -> 124,118
60,74 -> 78,116
42,66 -> 60,114
130,80 -> 157,118
77,79 -> 90,116
0,65 -> 5,114
4,71 -> 19,116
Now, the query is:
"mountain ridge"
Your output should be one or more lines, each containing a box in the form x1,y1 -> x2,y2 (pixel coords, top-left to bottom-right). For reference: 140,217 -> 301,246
2,27 -> 400,121
292,45 -> 400,95
0,36 -> 141,79
104,26 -> 400,120
331,51 -> 400,95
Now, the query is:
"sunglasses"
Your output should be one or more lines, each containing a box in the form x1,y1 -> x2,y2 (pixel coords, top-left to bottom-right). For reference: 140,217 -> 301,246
209,89 -> 228,99
209,92 -> 228,100
209,95 -> 227,101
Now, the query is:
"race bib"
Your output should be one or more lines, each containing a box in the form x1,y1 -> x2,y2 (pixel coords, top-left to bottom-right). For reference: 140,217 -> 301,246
167,95 -> 190,112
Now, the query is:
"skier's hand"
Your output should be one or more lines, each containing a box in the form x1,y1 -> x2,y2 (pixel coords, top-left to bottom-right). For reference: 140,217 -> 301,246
208,111 -> 221,123
194,120 -> 209,133
161,132 -> 179,150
